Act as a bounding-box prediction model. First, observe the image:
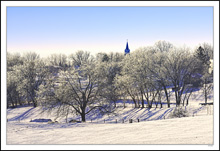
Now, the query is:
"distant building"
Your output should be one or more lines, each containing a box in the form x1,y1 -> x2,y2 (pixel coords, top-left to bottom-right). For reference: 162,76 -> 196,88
124,40 -> 130,55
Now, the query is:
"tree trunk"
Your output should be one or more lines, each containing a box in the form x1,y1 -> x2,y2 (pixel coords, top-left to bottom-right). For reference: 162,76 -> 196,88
174,89 -> 178,106
141,94 -> 144,108
186,98 -> 189,106
186,91 -> 192,106
18,98 -> 22,106
9,94 -> 15,108
204,83 -> 207,104
114,101 -> 117,108
150,99 -> 153,108
31,90 -> 37,107
158,92 -> 163,108
81,113 -> 86,122
163,85 -> 170,108
143,91 -> 150,108
132,98 -> 137,108
33,100 -> 37,108
178,94 -> 181,106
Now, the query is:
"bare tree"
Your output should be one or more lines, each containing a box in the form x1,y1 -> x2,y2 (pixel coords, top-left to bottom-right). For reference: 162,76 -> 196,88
69,50 -> 93,67
146,50 -> 172,108
154,40 -> 173,52
47,53 -> 68,67
23,52 -> 40,62
163,48 -> 200,106
7,52 -> 23,71
39,52 -> 110,122
16,53 -> 48,107
97,61 -> 122,108
7,71 -> 21,108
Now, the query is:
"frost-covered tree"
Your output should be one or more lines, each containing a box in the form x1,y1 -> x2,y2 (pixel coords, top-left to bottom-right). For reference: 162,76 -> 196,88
154,40 -> 173,52
163,47 -> 200,106
143,49 -> 172,108
23,52 -> 40,62
114,51 -> 148,108
47,53 -> 68,67
38,52 -> 111,122
194,45 -> 213,104
201,73 -> 213,104
108,52 -> 124,62
102,53 -> 110,62
7,52 -> 23,71
198,43 -> 213,60
7,52 -> 24,107
132,41 -> 174,108
7,70 -> 22,108
97,61 -> 122,108
115,74 -> 140,108
15,53 -> 48,107
69,50 -> 93,67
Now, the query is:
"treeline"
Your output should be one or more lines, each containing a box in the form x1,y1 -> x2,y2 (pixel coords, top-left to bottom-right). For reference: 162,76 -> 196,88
7,41 -> 213,122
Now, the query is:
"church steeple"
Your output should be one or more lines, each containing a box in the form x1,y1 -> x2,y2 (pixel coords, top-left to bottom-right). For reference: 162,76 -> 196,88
124,39 -> 130,55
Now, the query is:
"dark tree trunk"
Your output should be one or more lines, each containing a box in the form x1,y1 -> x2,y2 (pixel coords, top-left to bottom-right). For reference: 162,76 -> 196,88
81,112 -> 86,122
150,99 -> 153,108
127,90 -> 137,108
141,96 -> 145,108
163,85 -> 170,108
9,94 -> 15,108
132,98 -> 137,108
18,98 -> 22,106
204,81 -> 207,104
158,92 -> 163,108
143,91 -> 150,108
114,101 -> 117,108
140,90 -> 145,108
186,98 -> 189,106
33,101 -> 37,108
32,96 -> 37,108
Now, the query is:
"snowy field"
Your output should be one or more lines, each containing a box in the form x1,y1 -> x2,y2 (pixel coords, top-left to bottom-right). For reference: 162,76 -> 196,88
7,115 -> 213,145
6,88 -> 214,145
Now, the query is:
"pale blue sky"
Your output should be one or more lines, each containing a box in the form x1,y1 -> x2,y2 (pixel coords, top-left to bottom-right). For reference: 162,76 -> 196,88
7,7 -> 213,57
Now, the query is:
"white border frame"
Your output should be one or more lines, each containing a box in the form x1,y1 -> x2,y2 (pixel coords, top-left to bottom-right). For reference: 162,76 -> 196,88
1,1 -> 219,150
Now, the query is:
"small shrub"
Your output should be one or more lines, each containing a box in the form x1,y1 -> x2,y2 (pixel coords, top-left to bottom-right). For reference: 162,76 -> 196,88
170,107 -> 189,118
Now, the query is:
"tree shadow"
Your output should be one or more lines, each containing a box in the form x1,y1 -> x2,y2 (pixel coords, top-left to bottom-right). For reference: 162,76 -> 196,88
153,108 -> 174,120
8,107 -> 35,121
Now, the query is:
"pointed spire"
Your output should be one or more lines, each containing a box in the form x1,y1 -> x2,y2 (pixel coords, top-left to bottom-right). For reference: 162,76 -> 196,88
125,39 -> 130,55
126,41 -> 129,50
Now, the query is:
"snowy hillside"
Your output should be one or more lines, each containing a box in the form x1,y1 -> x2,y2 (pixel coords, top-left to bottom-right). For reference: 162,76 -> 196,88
7,115 -> 213,144
6,88 -> 213,144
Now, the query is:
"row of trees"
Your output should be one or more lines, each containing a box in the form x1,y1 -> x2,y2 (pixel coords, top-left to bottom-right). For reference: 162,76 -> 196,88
7,41 -> 213,122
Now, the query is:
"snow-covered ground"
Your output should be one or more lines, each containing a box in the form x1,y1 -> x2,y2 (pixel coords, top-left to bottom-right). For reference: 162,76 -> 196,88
6,88 -> 214,144
7,115 -> 213,145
